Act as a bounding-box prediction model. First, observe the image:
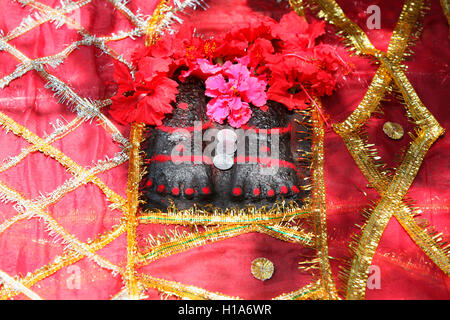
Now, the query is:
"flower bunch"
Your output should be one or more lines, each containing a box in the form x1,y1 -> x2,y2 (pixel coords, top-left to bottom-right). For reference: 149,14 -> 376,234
199,59 -> 267,127
109,12 -> 351,127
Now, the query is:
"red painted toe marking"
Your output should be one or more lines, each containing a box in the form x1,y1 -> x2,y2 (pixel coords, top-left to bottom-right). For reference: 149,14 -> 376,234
292,186 -> 300,194
157,185 -> 165,193
280,186 -> 288,194
267,189 -> 275,197
253,188 -> 261,196
146,180 -> 153,187
171,187 -> 180,195
233,187 -> 242,196
185,188 -> 194,196
202,187 -> 211,194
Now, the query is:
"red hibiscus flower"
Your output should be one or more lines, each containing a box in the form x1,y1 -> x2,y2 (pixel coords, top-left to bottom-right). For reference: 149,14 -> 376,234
214,16 -> 276,60
133,23 -> 211,78
109,62 -> 178,126
246,37 -> 274,75
313,44 -> 353,81
271,11 -> 325,50
204,60 -> 267,128
267,55 -> 336,110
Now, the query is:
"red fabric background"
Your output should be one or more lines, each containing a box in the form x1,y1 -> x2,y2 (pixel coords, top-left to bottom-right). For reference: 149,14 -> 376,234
0,0 -> 448,299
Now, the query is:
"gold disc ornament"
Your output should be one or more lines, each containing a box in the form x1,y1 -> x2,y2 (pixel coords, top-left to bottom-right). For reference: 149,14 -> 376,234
251,258 -> 274,281
383,121 -> 404,140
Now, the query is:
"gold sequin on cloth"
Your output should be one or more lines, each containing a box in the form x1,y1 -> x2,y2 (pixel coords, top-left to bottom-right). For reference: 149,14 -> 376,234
251,258 -> 275,281
383,121 -> 404,140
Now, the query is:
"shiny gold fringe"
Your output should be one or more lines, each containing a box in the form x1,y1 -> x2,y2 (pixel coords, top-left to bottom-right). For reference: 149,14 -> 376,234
0,111 -> 128,211
145,0 -> 171,46
272,280 -> 327,300
441,0 -> 450,38
138,225 -> 255,264
137,273 -> 241,300
255,224 -> 315,247
289,0 -> 305,16
125,122 -> 145,299
343,129 -> 442,298
341,62 -> 446,300
120,0 -> 177,299
338,117 -> 449,278
139,199 -> 311,225
0,270 -> 43,300
0,223 -> 126,300
0,118 -> 84,173
308,106 -> 339,299
0,110 -> 127,300
332,0 -> 428,134
138,222 -> 316,267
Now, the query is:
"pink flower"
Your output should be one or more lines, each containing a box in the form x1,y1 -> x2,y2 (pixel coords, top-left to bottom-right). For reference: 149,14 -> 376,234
204,62 -> 267,128
180,58 -> 230,80
228,98 -> 252,128
198,58 -> 225,74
